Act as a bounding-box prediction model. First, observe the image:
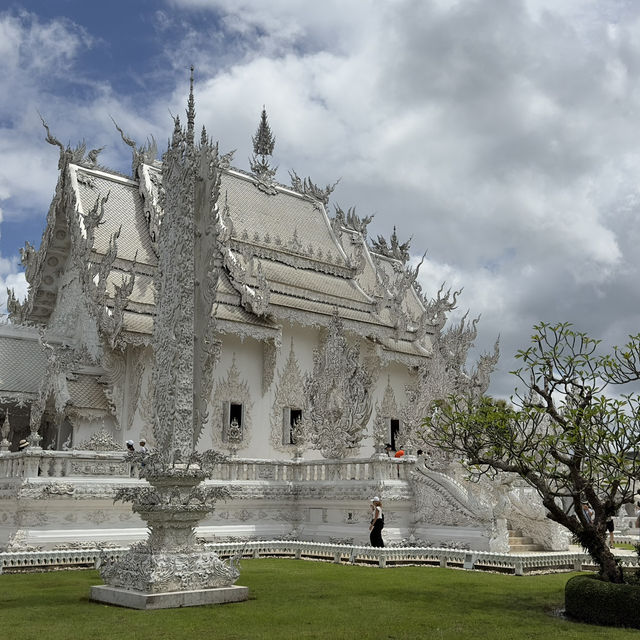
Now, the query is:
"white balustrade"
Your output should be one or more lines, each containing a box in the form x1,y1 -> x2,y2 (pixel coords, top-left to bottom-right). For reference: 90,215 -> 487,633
0,450 -> 414,485
2,540 -> 625,575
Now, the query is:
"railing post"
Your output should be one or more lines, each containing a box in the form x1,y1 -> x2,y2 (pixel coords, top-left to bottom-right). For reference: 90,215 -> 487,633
463,553 -> 476,570
21,451 -> 42,477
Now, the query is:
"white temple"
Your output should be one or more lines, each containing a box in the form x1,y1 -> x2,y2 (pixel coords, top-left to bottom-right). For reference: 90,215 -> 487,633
0,82 -> 569,554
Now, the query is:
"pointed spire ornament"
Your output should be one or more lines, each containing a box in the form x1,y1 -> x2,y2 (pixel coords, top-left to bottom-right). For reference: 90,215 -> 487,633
252,106 -> 275,157
186,66 -> 196,148
250,106 -> 277,186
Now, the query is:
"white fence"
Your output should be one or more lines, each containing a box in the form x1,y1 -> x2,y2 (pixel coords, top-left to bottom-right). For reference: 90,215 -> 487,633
2,540 -> 635,576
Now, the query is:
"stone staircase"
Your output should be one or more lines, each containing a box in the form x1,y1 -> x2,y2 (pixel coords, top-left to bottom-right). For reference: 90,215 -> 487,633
508,529 -> 545,553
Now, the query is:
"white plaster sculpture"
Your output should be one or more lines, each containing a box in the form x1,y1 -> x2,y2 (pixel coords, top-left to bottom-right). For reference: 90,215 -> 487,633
92,71 -> 248,609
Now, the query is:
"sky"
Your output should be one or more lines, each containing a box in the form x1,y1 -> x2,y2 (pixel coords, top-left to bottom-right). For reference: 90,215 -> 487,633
2,0 -> 640,398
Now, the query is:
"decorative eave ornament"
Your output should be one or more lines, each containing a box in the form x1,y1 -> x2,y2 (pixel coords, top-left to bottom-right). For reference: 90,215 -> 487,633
289,169 -> 340,206
371,227 -> 411,263
405,315 -> 499,455
332,205 -> 373,239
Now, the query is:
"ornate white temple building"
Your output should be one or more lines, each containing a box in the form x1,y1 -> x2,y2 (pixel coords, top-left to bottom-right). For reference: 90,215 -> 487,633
0,84 -> 568,553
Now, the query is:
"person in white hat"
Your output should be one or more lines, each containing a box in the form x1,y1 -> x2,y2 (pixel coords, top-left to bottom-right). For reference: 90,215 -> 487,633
369,497 -> 384,547
126,440 -> 135,452
18,439 -> 29,451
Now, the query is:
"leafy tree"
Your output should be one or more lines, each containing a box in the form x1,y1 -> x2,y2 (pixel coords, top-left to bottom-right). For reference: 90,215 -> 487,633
421,322 -> 640,583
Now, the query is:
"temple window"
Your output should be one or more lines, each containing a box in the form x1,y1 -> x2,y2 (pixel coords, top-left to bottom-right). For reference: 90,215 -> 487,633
223,401 -> 244,442
282,407 -> 302,445
390,418 -> 400,450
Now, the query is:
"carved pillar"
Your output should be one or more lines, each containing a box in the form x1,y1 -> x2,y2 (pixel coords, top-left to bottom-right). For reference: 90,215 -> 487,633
27,401 -> 43,450
93,73 -> 246,607
0,411 -> 10,452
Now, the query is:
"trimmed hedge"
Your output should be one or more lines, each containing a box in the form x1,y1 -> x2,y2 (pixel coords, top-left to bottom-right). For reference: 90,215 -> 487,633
565,574 -> 640,628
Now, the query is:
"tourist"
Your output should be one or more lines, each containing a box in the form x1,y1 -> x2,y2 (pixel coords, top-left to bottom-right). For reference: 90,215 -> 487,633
126,440 -> 136,476
384,443 -> 394,457
394,446 -> 405,458
606,516 -> 615,547
18,439 -> 29,451
581,502 -> 594,524
369,496 -> 385,548
138,439 -> 149,454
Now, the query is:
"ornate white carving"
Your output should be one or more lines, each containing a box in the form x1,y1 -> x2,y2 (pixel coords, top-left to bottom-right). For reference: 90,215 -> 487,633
411,466 -> 493,527
211,355 -> 253,454
151,101 -> 221,457
262,338 -> 278,394
219,212 -> 272,318
289,170 -> 338,206
304,312 -> 372,458
98,79 -> 240,600
76,428 -> 122,451
230,237 -> 352,278
100,544 -> 241,593
270,340 -> 305,454
501,482 -> 571,551
373,377 -> 399,454
0,411 -> 10,451
6,530 -> 42,552
125,346 -> 148,432
101,350 -> 126,427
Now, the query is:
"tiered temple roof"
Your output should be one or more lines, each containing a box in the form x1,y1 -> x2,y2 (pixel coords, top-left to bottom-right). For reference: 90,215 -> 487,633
18,145 -> 442,363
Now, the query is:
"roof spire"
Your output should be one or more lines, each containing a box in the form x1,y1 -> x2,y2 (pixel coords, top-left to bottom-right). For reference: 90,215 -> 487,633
252,106 -> 275,158
186,66 -> 195,147
250,106 -> 277,185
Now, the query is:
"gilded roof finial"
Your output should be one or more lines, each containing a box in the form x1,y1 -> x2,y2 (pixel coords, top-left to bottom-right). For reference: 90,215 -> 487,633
186,65 -> 195,147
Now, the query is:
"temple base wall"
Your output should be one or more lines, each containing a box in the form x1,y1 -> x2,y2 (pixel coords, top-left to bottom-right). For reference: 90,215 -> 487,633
0,452 -> 506,552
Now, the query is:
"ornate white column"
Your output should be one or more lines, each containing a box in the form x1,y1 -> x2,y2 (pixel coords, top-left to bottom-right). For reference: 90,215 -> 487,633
92,70 -> 248,609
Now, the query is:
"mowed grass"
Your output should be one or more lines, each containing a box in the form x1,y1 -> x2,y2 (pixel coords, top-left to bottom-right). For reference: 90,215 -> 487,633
1,559 -> 639,640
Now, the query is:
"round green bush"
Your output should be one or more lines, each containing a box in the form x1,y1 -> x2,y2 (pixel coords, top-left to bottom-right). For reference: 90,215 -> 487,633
565,574 -> 640,628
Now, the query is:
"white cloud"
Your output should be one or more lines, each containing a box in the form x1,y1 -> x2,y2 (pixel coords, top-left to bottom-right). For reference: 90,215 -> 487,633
4,1 -> 640,396
0,257 -> 27,317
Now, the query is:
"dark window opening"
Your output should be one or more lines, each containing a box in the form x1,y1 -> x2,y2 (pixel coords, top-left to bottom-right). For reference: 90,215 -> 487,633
289,408 -> 302,444
390,418 -> 400,451
230,403 -> 243,427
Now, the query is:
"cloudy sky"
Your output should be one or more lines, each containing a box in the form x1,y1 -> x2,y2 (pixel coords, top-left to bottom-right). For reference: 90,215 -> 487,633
2,0 -> 640,397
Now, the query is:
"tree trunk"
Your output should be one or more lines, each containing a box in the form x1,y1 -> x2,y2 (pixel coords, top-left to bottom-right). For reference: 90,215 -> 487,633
579,528 -> 623,583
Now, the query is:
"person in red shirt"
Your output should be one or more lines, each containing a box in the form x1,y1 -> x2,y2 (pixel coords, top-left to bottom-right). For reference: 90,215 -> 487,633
394,447 -> 405,458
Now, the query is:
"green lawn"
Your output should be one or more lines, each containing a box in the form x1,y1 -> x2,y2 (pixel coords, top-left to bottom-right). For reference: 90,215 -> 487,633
1,560 -> 639,639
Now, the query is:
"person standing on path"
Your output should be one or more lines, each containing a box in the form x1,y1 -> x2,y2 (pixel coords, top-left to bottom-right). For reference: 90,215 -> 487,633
369,497 -> 385,548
